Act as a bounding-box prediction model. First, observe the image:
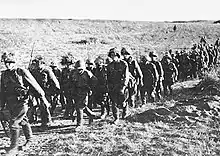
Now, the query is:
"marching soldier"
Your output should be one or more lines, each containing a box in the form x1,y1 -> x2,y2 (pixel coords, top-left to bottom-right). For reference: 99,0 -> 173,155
121,47 -> 143,108
139,55 -> 159,103
93,56 -> 110,119
1,52 -> 50,155
161,55 -> 178,95
69,59 -> 100,128
30,55 -> 60,129
60,54 -> 75,119
107,48 -> 130,124
149,51 -> 164,100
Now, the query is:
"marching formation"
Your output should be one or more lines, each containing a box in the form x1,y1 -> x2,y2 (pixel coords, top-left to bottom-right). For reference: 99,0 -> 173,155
1,36 -> 220,155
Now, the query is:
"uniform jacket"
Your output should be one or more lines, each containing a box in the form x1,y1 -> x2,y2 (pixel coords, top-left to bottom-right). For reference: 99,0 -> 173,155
93,65 -> 108,93
107,60 -> 129,89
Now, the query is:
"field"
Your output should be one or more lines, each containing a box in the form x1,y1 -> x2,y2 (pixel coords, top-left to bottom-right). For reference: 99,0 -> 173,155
0,19 -> 220,156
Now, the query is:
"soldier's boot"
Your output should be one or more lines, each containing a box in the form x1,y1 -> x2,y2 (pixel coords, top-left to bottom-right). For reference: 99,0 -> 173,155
76,109 -> 84,127
84,107 -> 100,124
5,129 -> 19,156
22,124 -> 33,147
122,102 -> 130,119
130,95 -> 136,108
112,104 -> 119,125
100,104 -> 107,119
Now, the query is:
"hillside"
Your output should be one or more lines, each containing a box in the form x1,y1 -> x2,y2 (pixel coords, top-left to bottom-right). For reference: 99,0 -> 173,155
0,19 -> 220,68
0,19 -> 220,156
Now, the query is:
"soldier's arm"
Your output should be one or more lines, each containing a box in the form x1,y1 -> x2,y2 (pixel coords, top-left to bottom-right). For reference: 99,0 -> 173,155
151,63 -> 159,87
158,61 -> 164,80
134,60 -> 143,80
0,72 -> 6,109
87,70 -> 98,91
47,68 -> 60,90
123,61 -> 130,87
172,63 -> 178,81
20,68 -> 46,97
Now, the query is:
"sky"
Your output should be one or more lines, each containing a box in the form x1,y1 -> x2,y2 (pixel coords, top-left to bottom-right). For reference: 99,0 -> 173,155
0,0 -> 219,21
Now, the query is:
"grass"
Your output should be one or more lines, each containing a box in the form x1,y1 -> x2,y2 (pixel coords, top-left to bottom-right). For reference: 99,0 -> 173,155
1,19 -> 220,155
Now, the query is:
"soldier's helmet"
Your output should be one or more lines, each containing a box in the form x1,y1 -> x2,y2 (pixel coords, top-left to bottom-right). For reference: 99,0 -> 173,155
121,47 -> 131,56
94,56 -> 104,65
32,55 -> 45,64
1,52 -> 16,63
86,59 -> 95,66
61,53 -> 75,66
75,59 -> 86,69
108,47 -> 120,58
149,51 -> 157,58
50,61 -> 58,67
140,55 -> 150,63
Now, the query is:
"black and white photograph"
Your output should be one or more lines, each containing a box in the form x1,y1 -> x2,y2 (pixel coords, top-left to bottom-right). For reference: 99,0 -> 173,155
0,0 -> 219,155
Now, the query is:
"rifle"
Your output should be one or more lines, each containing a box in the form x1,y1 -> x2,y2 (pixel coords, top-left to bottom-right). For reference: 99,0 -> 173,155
28,42 -> 36,69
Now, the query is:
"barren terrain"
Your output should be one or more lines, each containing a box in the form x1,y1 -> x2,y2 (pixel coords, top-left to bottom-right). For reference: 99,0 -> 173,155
0,19 -> 220,156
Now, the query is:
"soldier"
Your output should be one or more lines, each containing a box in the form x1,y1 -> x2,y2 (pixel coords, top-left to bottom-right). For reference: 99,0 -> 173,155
70,59 -> 100,129
93,56 -> 110,119
0,52 -> 49,155
107,48 -> 130,124
49,61 -> 62,115
139,55 -> 159,104
161,55 -> 178,96
31,55 -> 60,129
121,47 -> 143,108
60,54 -> 75,119
149,51 -> 164,100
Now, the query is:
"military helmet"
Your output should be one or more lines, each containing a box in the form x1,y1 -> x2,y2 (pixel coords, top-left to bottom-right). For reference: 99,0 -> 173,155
86,59 -> 95,65
121,47 -> 131,55
108,47 -> 120,58
1,52 -> 16,63
61,53 -> 75,65
140,55 -> 150,63
32,55 -> 45,64
94,56 -> 104,65
75,59 -> 86,69
149,51 -> 157,58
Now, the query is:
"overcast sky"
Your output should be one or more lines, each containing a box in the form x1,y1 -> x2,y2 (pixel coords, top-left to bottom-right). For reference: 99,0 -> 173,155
0,0 -> 218,21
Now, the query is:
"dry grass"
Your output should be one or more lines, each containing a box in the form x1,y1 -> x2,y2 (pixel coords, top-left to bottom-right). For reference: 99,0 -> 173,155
1,19 -> 220,156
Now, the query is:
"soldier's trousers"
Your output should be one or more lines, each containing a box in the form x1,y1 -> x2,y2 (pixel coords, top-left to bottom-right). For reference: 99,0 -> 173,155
94,91 -> 110,116
75,93 -> 97,126
163,80 -> 173,95
63,93 -> 75,119
128,83 -> 138,108
140,85 -> 156,104
109,85 -> 129,120
39,96 -> 52,126
155,80 -> 163,99
6,96 -> 33,150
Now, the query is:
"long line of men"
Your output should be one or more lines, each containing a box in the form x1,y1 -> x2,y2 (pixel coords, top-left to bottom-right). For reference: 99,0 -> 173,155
26,37 -> 220,129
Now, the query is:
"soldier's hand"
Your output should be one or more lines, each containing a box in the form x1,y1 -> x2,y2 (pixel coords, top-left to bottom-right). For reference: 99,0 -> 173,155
89,90 -> 93,96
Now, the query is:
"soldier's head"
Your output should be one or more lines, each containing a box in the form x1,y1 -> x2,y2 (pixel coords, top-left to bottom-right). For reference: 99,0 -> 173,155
121,47 -> 132,60
61,53 -> 75,67
32,55 -> 45,69
86,59 -> 95,70
1,52 -> 16,70
163,55 -> 172,64
108,48 -> 120,62
140,55 -> 150,64
95,56 -> 104,67
149,51 -> 157,61
75,59 -> 86,74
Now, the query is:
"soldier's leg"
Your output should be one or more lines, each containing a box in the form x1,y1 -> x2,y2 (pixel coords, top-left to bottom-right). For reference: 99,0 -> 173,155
156,81 -> 162,100
140,87 -> 147,105
130,84 -> 138,108
109,91 -> 119,124
76,108 -> 84,127
147,87 -> 156,102
21,117 -> 33,147
6,103 -> 29,155
163,81 -> 168,96
39,97 -> 52,128
60,91 -> 66,110
63,95 -> 74,119
122,88 -> 130,119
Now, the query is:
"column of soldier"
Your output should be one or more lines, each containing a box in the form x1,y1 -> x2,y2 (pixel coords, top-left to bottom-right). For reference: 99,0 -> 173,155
1,37 -> 220,155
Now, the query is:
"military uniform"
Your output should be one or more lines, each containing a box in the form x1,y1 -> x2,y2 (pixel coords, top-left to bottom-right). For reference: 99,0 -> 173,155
70,60 -> 99,127
149,51 -> 164,100
1,53 -> 48,155
107,50 -> 130,123
121,48 -> 143,108
161,56 -> 178,95
93,58 -> 110,119
139,56 -> 159,103
31,57 -> 60,127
